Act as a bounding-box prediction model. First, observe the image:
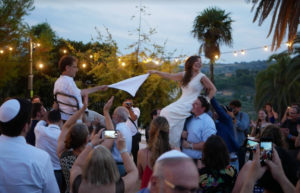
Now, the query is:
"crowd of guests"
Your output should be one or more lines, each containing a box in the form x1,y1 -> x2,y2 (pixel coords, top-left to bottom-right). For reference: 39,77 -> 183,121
0,55 -> 300,193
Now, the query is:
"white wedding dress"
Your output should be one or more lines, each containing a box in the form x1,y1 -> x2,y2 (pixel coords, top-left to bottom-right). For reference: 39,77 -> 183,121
160,72 -> 206,147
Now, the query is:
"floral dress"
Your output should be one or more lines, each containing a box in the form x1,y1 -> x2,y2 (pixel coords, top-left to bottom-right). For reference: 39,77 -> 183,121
198,165 -> 237,193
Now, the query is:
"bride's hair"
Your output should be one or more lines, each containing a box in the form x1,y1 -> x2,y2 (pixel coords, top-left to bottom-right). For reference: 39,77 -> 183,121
148,116 -> 171,167
182,55 -> 201,87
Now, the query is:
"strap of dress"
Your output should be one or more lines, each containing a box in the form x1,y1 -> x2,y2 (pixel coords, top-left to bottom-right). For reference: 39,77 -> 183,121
72,174 -> 82,193
115,177 -> 125,193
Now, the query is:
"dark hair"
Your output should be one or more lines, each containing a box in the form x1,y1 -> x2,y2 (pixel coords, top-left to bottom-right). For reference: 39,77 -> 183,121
58,55 -> 77,72
47,110 -> 61,123
198,96 -> 210,112
260,125 -> 287,148
150,109 -> 160,118
31,103 -> 43,119
182,56 -> 201,87
202,135 -> 230,170
65,123 -> 89,150
229,100 -> 241,108
0,99 -> 32,137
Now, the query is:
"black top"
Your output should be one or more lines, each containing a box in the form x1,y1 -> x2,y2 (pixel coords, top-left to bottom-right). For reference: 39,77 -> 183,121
25,119 -> 39,145
72,175 -> 124,193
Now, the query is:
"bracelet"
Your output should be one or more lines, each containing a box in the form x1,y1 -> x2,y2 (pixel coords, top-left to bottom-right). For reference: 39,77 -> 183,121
120,148 -> 127,154
87,142 -> 95,148
189,143 -> 193,149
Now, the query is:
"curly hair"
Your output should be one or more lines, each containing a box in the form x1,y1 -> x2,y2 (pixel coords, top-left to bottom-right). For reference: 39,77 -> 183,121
182,56 -> 201,87
148,116 -> 171,167
65,123 -> 89,150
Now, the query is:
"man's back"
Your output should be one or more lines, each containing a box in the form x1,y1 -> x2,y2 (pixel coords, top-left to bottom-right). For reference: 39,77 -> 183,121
0,135 -> 59,193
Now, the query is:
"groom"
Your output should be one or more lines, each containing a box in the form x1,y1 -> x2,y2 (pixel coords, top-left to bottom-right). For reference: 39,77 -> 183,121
181,96 -> 216,161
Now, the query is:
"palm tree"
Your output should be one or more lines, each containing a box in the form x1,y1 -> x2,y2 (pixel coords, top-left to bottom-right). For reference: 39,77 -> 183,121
192,7 -> 233,83
255,52 -> 300,118
249,0 -> 300,51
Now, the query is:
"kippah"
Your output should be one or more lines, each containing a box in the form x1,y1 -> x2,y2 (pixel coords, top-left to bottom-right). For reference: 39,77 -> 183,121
156,150 -> 190,162
0,99 -> 20,122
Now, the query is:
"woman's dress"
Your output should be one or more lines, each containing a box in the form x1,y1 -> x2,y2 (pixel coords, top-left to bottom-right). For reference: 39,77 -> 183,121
160,72 -> 205,147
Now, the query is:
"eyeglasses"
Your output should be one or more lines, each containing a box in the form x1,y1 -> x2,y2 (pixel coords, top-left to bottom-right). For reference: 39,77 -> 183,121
164,179 -> 201,193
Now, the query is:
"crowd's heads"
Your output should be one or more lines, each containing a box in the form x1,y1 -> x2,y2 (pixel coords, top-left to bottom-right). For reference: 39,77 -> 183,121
58,55 -> 78,77
151,109 -> 161,120
202,135 -> 230,170
65,123 -> 89,150
31,102 -> 46,119
47,110 -> 61,124
289,105 -> 300,120
150,150 -> 199,193
258,109 -> 268,122
82,145 -> 120,185
264,103 -> 273,112
0,99 -> 32,137
148,116 -> 171,167
260,125 -> 286,148
112,106 -> 129,123
32,95 -> 41,104
182,55 -> 201,87
192,95 -> 210,115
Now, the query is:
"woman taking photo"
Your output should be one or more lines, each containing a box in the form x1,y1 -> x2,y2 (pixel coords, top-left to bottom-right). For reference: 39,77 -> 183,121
137,116 -> 171,189
148,55 -> 216,147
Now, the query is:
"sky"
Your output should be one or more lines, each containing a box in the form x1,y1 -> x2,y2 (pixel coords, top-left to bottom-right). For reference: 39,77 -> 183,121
24,0 -> 290,64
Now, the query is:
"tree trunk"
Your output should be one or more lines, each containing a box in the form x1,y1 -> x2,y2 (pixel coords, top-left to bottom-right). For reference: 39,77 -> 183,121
210,61 -> 214,83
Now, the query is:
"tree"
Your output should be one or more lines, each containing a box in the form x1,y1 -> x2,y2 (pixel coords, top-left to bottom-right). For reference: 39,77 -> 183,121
255,52 -> 300,118
192,7 -> 233,83
249,0 -> 300,51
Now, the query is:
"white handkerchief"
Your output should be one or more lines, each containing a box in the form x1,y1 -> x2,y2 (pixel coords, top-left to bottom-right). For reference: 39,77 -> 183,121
109,73 -> 150,97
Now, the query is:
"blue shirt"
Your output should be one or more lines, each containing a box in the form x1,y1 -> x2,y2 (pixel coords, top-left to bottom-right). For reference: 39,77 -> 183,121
112,122 -> 132,163
211,98 -> 239,153
182,113 -> 216,159
234,111 -> 250,147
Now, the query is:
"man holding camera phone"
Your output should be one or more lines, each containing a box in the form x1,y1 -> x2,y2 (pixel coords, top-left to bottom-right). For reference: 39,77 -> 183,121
123,98 -> 141,165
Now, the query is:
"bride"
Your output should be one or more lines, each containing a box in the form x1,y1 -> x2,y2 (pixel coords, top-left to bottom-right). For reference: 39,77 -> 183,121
148,55 -> 216,147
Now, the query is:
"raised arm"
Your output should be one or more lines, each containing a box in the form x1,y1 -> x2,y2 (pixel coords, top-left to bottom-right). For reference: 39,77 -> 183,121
148,70 -> 184,81
81,85 -> 108,96
117,133 -> 138,193
57,94 -> 88,158
100,96 -> 115,149
201,76 -> 217,99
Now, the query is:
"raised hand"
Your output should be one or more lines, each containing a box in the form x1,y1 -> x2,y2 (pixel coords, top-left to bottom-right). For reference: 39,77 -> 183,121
103,96 -> 114,112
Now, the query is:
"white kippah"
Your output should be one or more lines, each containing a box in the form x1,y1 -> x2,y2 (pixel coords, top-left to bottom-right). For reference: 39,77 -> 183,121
156,150 -> 190,163
0,99 -> 20,122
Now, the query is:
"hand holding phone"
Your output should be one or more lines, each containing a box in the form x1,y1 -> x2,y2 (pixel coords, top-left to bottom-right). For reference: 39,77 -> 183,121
102,130 -> 118,139
246,139 -> 259,150
260,141 -> 272,165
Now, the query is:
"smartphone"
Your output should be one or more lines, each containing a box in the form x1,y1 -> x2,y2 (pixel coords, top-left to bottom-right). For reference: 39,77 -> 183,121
260,141 -> 272,165
102,130 -> 118,139
246,139 -> 259,150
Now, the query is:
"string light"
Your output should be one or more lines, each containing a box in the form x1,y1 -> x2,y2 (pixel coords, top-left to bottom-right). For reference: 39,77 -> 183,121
0,50 -> 3,54
118,58 -> 121,62
39,63 -> 44,69
175,58 -> 179,62
241,50 -> 245,55
63,49 -> 67,54
214,55 -> 219,59
8,47 -> 13,51
264,46 -> 268,51
285,42 -> 292,47
121,62 -> 126,66
154,60 -> 159,65
82,63 -> 86,68
233,51 -> 238,56
89,55 -> 93,59
36,43 -> 41,47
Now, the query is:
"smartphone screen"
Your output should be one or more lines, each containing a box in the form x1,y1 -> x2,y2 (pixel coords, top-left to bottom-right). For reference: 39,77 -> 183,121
260,141 -> 272,164
246,139 -> 259,150
102,130 -> 118,139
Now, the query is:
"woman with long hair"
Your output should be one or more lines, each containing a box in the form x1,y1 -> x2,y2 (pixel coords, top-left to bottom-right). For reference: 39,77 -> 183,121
137,116 -> 171,189
199,135 -> 237,193
148,55 -> 216,147
250,109 -> 271,138
70,130 -> 138,193
264,103 -> 278,123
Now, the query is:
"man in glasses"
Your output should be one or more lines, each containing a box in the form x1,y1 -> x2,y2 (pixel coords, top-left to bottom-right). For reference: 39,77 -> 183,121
137,150 -> 199,193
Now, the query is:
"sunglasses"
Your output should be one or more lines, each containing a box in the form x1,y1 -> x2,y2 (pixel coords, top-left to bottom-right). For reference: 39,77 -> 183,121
164,179 -> 201,193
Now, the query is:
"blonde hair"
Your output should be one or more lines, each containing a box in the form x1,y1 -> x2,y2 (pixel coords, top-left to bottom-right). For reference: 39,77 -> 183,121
148,116 -> 171,167
82,145 -> 120,185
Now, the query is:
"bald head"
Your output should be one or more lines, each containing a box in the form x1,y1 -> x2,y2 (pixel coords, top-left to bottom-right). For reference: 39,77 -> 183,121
150,157 -> 199,193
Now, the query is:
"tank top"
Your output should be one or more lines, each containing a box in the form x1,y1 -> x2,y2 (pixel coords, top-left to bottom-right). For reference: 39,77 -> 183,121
140,150 -> 153,189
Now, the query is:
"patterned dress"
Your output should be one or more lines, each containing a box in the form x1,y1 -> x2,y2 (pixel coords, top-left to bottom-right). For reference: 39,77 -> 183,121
198,165 -> 237,193
60,150 -> 77,193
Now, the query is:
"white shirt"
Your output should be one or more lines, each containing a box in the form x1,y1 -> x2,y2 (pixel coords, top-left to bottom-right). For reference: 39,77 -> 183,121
0,135 -> 59,193
34,120 -> 61,170
54,75 -> 83,120
126,107 -> 140,135
182,113 -> 216,159
112,122 -> 132,163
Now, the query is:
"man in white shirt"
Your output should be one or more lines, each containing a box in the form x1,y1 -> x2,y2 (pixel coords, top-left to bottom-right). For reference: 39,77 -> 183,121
54,55 -> 108,120
0,98 -> 59,193
123,98 -> 140,164
181,96 -> 216,160
35,110 -> 64,191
